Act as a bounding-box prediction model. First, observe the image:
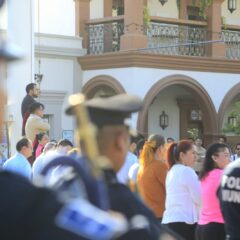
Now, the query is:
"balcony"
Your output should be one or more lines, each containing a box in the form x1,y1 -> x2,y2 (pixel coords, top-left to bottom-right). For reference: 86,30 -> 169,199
86,16 -> 124,55
221,28 -> 240,60
85,17 -> 240,60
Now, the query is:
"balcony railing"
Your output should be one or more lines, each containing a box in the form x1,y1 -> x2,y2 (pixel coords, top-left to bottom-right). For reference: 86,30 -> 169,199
86,17 -> 240,60
221,29 -> 240,60
86,17 -> 124,55
146,22 -> 208,56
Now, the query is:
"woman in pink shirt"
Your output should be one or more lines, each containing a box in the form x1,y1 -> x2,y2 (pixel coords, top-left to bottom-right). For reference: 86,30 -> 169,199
196,143 -> 230,240
34,132 -> 49,159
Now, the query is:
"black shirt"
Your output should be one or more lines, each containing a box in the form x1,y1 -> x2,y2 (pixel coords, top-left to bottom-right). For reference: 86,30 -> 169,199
218,159 -> 240,240
104,170 -> 181,240
21,94 -> 36,118
0,171 -> 92,240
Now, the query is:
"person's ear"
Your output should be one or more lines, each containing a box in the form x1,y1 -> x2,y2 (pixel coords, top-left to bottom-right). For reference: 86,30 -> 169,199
212,155 -> 217,162
114,132 -> 125,152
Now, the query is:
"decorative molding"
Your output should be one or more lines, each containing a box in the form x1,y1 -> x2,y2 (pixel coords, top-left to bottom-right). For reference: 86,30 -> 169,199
150,16 -> 207,27
82,75 -> 126,99
35,33 -> 87,57
38,90 -> 67,105
137,74 -> 218,138
218,82 -> 240,129
78,51 -> 240,74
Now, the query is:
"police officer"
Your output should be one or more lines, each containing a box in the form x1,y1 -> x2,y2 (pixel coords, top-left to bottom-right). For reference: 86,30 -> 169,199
0,1 -> 127,239
218,159 -> 240,240
67,94 -> 181,240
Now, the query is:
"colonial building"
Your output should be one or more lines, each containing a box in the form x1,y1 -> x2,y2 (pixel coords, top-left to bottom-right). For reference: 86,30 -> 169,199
76,0 -> 240,146
1,0 -> 240,155
0,0 -> 85,155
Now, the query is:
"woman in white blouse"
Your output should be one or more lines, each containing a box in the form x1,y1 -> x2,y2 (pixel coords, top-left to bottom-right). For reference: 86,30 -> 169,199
162,140 -> 201,240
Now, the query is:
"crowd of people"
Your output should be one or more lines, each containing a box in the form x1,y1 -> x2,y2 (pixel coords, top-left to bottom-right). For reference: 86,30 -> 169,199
2,114 -> 240,240
0,79 -> 240,240
111,132 -> 240,240
0,0 -> 240,237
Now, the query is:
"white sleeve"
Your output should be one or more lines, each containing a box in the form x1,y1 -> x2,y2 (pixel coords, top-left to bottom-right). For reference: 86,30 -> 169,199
184,167 -> 202,207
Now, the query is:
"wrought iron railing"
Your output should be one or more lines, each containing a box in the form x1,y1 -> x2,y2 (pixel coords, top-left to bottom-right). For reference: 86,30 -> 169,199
146,22 -> 208,56
221,29 -> 240,60
86,20 -> 124,55
86,18 -> 240,60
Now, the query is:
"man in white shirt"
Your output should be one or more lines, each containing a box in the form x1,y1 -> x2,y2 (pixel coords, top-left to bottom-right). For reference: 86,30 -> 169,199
33,139 -> 73,183
32,141 -> 57,179
3,138 -> 32,180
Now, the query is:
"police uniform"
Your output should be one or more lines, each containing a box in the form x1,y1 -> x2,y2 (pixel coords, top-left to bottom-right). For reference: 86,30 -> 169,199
218,159 -> 240,240
67,94 -> 182,240
0,2 -> 127,238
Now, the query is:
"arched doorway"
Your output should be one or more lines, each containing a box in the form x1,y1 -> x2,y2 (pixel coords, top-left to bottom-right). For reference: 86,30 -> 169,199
137,75 -> 218,146
218,82 -> 240,148
82,75 -> 126,99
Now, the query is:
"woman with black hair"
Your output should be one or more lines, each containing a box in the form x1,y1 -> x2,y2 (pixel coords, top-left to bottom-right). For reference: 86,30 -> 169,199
162,140 -> 201,240
195,143 -> 230,240
33,132 -> 49,159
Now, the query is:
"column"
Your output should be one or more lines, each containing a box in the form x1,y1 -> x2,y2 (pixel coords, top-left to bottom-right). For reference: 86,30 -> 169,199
206,0 -> 226,58
104,0 -> 112,17
75,0 -> 90,49
120,0 -> 147,50
179,0 -> 188,19
103,0 -> 113,52
7,0 -> 34,154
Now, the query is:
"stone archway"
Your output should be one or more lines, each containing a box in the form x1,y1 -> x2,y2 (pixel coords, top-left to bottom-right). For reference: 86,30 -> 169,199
218,82 -> 240,130
82,75 -> 126,99
137,74 -> 218,145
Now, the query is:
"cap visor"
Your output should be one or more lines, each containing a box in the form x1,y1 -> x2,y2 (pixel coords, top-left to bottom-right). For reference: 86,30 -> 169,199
0,42 -> 23,61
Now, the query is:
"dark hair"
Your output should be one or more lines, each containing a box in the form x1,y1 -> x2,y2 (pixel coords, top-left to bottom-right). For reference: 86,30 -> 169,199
32,133 -> 49,159
26,83 -> 37,94
36,132 -> 47,142
167,137 -> 174,142
139,134 -> 165,168
167,140 -> 193,168
29,102 -> 44,114
16,138 -> 30,152
57,139 -> 73,148
136,139 -> 145,157
199,143 -> 229,180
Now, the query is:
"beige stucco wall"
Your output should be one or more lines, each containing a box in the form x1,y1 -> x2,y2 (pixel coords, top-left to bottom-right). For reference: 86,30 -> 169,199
90,0 -> 104,19
222,0 -> 240,25
148,0 -> 179,18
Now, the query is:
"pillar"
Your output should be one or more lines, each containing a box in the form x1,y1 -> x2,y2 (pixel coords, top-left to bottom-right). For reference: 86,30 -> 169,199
179,0 -> 188,19
206,0 -> 226,58
7,0 -> 34,155
103,0 -> 113,52
75,0 -> 90,49
104,0 -> 112,17
120,0 -> 147,50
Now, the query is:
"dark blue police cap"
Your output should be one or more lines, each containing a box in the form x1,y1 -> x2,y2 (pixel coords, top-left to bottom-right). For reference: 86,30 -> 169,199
66,94 -> 143,128
0,41 -> 23,61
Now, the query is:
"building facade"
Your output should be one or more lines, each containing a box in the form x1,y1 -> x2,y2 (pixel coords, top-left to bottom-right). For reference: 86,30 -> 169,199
1,0 -> 240,155
1,0 -> 85,155
76,0 -> 240,147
